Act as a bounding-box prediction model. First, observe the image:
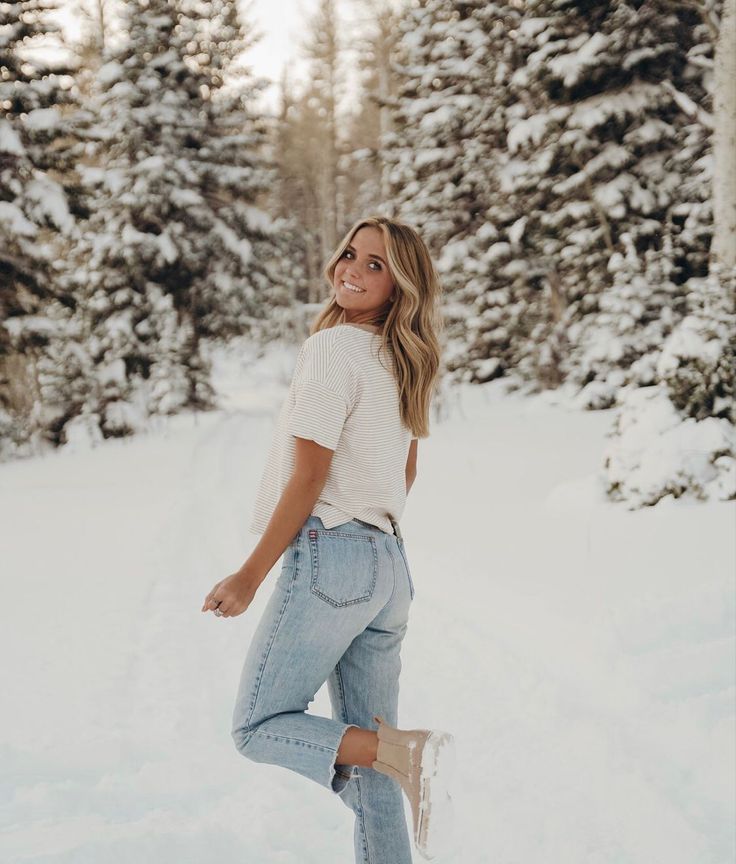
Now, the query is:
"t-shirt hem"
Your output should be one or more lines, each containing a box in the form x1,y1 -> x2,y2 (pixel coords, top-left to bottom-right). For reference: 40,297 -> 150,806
249,509 -> 396,536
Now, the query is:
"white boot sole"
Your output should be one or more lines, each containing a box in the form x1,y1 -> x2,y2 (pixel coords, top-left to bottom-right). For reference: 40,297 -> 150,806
415,731 -> 456,860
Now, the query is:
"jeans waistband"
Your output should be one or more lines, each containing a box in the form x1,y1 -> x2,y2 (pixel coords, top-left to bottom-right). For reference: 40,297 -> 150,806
349,516 -> 403,542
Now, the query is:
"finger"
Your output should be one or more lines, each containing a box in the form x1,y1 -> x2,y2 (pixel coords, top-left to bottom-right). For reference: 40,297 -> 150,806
202,585 -> 223,611
211,588 -> 230,615
221,599 -> 242,618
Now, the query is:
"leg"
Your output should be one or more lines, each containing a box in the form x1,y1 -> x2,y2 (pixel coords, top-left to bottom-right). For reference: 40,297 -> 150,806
336,727 -> 378,766
230,518 -> 397,795
327,570 -> 414,864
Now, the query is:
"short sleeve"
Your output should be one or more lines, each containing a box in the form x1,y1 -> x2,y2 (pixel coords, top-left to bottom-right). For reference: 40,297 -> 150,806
287,335 -> 358,451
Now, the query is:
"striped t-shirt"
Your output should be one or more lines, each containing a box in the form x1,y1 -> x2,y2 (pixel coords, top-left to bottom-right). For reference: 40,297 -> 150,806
249,323 -> 417,536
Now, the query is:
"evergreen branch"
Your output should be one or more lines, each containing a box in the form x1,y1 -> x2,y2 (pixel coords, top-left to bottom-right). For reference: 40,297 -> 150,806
662,80 -> 714,128
570,154 -> 615,254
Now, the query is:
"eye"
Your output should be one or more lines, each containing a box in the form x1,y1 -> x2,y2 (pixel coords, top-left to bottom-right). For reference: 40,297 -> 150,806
369,261 -> 381,270
342,250 -> 354,259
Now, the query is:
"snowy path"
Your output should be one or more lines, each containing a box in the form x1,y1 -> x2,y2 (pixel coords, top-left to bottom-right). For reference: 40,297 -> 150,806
1,338 -> 734,863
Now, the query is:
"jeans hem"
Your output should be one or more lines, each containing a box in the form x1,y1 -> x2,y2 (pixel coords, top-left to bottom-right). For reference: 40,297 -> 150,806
330,722 -> 360,793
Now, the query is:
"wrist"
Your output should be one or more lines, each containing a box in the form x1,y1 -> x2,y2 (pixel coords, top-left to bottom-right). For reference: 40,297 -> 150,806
236,561 -> 267,585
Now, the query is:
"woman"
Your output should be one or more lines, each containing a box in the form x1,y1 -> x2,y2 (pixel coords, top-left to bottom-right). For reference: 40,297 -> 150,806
201,215 -> 455,862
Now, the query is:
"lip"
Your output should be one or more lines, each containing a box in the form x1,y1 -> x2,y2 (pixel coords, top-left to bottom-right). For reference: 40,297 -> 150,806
340,279 -> 365,293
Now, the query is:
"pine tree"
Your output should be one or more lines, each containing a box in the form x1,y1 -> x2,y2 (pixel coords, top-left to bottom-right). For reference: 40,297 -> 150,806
272,72 -> 332,300
339,0 -> 400,221
63,0 -> 284,441
0,0 -> 80,456
498,1 -> 712,397
385,0 -> 523,384
602,266 -> 735,505
602,0 -> 735,506
384,1 -> 717,396
386,0 -> 495,252
269,68 -> 312,307
271,0 -> 349,304
658,267 -> 735,424
177,0 -> 290,337
303,0 -> 342,267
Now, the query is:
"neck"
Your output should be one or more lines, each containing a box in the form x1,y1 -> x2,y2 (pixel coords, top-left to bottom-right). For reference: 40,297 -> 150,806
343,319 -> 381,333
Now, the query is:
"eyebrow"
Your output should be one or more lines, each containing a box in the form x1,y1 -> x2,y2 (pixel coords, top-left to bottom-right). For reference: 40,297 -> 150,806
346,244 -> 387,267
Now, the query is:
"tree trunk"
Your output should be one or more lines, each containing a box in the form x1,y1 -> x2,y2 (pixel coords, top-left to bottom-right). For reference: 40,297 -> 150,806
712,0 -> 736,268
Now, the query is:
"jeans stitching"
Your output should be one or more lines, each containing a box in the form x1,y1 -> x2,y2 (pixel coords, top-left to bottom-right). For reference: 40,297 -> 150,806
355,773 -> 372,864
334,660 -> 372,864
381,535 -> 398,612
334,660 -> 349,725
333,663 -> 360,782
332,662 -> 355,783
397,543 -> 415,600
246,728 -> 338,753
310,528 -> 380,540
242,536 -> 301,733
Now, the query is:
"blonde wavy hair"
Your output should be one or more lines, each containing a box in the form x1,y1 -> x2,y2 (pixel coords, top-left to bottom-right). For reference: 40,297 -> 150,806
310,215 -> 444,439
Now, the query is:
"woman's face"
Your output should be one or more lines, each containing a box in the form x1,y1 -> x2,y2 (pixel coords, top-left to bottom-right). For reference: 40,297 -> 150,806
333,226 -> 395,322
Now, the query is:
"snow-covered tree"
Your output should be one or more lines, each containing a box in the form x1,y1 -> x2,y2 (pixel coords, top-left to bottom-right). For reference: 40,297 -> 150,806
303,0 -> 342,265
63,0 -> 284,441
338,0 -> 400,219
0,0 -> 80,456
385,0 -> 498,254
272,71 -> 333,301
602,266 -> 735,505
385,0 -> 719,401
501,0 -> 714,397
271,0 -> 362,302
603,0 -> 735,506
385,0 -> 522,383
383,0 -> 732,506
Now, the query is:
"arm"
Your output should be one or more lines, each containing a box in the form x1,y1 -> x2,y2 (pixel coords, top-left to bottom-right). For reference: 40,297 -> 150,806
201,436 -> 334,617
244,437 -> 333,582
406,438 -> 418,495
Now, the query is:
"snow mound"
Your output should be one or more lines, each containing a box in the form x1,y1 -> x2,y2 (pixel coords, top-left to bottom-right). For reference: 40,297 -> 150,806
603,384 -> 736,506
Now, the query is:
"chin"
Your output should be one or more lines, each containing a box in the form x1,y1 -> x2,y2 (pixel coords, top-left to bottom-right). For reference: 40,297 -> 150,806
335,289 -> 361,307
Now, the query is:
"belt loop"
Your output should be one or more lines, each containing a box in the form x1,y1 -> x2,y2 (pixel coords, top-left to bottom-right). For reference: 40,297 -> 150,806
390,516 -> 403,542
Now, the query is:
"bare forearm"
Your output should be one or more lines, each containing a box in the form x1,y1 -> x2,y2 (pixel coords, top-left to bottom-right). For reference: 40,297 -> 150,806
241,474 -> 323,583
406,472 -> 416,496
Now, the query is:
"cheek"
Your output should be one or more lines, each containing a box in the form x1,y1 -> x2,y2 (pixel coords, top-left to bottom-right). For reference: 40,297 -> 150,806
370,271 -> 392,293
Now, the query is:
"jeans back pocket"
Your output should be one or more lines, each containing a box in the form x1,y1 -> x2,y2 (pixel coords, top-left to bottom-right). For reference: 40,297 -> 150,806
308,529 -> 378,607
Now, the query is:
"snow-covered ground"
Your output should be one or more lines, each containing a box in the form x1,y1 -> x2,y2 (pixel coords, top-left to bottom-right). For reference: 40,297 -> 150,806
1,336 -> 734,864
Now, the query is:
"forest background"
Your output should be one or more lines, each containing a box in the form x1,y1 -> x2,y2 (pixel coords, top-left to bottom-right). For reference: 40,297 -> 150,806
1,0 -> 734,507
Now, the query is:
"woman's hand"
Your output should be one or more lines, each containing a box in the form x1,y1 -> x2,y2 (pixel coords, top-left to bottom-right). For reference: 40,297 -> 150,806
201,567 -> 264,619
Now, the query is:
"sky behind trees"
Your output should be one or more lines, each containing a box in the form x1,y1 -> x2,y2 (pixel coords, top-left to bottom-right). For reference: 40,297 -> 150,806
53,0 -> 380,112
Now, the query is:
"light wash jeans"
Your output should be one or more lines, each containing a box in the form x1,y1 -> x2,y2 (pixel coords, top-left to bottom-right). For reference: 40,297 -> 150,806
231,514 -> 416,863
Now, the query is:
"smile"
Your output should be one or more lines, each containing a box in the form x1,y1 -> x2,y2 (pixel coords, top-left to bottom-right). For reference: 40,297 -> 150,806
342,280 -> 365,294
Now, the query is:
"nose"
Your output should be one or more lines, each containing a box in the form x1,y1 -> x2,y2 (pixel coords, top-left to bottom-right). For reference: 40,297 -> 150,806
344,265 -> 362,284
